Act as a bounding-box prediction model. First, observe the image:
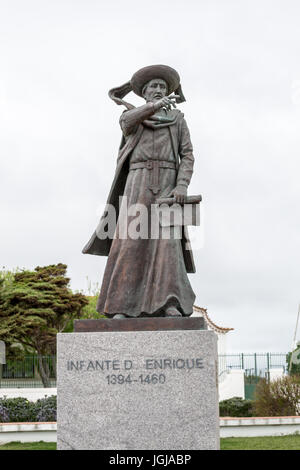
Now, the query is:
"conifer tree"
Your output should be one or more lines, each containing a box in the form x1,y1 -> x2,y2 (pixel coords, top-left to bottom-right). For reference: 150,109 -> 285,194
0,264 -> 88,386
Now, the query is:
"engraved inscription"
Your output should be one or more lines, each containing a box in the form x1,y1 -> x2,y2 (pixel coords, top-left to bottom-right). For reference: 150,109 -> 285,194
106,373 -> 166,385
65,357 -> 205,385
145,358 -> 204,369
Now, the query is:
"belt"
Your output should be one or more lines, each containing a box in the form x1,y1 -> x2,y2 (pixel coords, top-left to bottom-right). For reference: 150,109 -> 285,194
129,160 -> 176,195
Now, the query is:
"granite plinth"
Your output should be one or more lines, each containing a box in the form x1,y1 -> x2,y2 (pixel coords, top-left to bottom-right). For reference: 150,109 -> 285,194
57,322 -> 219,450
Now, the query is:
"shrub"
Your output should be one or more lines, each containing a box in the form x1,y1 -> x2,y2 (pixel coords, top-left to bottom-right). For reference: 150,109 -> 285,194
34,395 -> 56,422
0,397 -> 35,422
219,397 -> 254,417
254,375 -> 300,417
0,395 -> 57,422
0,403 -> 9,422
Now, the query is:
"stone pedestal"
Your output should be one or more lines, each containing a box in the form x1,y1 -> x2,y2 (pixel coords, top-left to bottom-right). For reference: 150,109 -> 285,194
57,318 -> 219,450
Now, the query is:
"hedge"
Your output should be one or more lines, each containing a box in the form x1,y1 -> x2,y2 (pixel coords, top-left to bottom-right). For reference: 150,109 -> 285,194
219,397 -> 254,417
0,396 -> 56,422
5,393 -> 297,421
1,395 -> 254,421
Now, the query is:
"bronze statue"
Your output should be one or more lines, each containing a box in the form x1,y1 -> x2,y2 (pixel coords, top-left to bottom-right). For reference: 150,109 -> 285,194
83,65 -> 197,319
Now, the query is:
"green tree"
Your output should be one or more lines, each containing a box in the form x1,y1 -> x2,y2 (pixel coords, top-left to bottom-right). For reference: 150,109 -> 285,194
0,264 -> 88,386
0,268 -> 18,288
286,350 -> 300,376
63,295 -> 106,332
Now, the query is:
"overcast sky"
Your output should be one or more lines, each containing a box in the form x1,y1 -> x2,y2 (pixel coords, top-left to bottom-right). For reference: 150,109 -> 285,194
1,0 -> 300,352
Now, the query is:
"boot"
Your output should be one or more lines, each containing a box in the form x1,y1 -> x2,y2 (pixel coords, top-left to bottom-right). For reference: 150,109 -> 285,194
165,306 -> 182,317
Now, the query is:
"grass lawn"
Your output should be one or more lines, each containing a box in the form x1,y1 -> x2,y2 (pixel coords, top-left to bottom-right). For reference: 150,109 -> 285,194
0,441 -> 57,450
221,434 -> 300,450
0,435 -> 300,450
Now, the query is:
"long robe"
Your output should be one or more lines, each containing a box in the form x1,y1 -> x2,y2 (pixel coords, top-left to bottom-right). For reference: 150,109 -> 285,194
83,103 -> 196,317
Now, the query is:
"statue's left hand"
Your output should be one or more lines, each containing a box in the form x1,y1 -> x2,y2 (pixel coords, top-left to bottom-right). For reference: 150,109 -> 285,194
169,185 -> 187,204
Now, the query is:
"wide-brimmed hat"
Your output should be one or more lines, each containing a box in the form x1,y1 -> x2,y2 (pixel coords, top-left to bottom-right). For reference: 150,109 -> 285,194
109,64 -> 185,109
131,64 -> 180,97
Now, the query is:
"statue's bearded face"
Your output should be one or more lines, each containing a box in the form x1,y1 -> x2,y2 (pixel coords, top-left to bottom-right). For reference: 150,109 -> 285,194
142,78 -> 168,102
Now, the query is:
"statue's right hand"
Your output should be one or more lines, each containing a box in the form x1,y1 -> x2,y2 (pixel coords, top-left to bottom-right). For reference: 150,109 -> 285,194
153,95 -> 180,112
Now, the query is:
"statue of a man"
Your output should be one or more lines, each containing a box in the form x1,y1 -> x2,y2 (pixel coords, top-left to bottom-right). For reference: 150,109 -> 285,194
83,65 -> 196,318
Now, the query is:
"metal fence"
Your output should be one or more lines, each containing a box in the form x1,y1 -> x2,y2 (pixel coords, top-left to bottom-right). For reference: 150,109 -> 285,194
0,356 -> 56,388
218,353 -> 288,399
0,353 -> 289,389
219,353 -> 288,379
